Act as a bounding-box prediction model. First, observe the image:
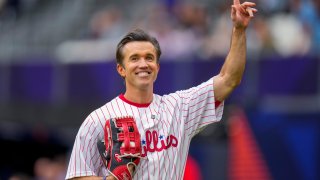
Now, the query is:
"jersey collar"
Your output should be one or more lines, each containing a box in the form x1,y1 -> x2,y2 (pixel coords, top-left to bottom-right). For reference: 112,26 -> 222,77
119,94 -> 151,108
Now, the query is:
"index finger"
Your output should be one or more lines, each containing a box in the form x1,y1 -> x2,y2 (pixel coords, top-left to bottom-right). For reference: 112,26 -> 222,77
233,0 -> 241,5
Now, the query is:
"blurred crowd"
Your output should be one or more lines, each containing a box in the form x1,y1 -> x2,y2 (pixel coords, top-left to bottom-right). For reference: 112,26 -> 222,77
0,0 -> 319,62
57,0 -> 320,62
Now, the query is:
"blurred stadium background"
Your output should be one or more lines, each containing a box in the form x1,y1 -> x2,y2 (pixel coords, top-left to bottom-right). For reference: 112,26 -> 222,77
0,0 -> 319,179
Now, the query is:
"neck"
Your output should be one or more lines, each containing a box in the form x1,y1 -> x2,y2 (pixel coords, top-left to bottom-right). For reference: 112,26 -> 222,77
124,87 -> 153,104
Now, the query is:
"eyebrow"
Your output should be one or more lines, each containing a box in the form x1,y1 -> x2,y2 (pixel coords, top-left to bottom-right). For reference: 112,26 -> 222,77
128,53 -> 155,58
146,53 -> 155,57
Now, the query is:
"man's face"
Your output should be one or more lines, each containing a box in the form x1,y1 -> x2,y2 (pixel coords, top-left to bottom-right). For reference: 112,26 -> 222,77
117,41 -> 160,91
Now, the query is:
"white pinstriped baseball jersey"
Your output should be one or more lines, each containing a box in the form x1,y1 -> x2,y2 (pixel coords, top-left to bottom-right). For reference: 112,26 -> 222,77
66,78 -> 224,179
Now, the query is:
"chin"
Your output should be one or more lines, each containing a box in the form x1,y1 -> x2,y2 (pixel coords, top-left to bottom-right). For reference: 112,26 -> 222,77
137,82 -> 153,89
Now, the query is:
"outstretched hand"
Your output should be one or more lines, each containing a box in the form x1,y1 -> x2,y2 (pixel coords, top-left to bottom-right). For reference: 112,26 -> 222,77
231,0 -> 257,29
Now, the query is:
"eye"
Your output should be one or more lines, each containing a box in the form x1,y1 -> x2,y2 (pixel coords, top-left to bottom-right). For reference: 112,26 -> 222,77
146,56 -> 154,61
130,56 -> 138,61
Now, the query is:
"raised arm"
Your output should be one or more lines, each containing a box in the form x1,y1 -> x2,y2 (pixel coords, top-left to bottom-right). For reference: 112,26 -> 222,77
213,0 -> 257,102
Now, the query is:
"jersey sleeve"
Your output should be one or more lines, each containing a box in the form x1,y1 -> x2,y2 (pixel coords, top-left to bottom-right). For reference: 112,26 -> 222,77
177,78 -> 224,137
65,111 -> 108,179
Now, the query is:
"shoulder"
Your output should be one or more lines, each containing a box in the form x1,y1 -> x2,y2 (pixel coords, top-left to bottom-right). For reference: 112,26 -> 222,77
82,97 -> 119,129
170,78 -> 214,98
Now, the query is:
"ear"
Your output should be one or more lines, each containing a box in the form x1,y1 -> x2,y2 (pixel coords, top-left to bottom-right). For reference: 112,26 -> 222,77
156,63 -> 160,73
117,64 -> 126,78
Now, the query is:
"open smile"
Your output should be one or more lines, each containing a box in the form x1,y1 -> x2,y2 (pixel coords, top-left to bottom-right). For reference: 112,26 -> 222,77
135,71 -> 151,77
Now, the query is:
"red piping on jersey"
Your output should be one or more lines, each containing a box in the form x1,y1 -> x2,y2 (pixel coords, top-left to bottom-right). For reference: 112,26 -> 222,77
119,94 -> 151,108
215,101 -> 221,109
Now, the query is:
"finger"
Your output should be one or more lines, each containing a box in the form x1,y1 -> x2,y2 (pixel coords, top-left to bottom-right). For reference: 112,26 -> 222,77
106,176 -> 117,180
238,3 -> 258,16
238,4 -> 249,15
246,7 -> 258,17
249,8 -> 258,13
128,164 -> 135,174
233,0 -> 241,5
231,5 -> 237,17
246,8 -> 254,17
241,2 -> 256,7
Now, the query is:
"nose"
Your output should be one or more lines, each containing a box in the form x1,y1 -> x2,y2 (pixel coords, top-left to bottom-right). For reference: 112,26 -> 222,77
138,58 -> 148,68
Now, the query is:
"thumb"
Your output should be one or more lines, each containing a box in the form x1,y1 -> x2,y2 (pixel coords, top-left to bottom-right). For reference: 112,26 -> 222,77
128,164 -> 135,175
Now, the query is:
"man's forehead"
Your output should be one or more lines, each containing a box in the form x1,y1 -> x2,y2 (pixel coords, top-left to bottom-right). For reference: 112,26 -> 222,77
122,41 -> 156,55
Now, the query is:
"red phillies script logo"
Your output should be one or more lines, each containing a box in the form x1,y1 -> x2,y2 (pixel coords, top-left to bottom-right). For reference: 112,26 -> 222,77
141,130 -> 178,157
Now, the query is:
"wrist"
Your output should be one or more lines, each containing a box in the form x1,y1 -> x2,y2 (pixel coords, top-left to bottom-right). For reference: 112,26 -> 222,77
232,27 -> 247,38
233,26 -> 246,33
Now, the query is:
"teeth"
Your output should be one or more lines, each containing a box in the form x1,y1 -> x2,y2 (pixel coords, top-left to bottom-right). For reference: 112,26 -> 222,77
137,72 -> 149,76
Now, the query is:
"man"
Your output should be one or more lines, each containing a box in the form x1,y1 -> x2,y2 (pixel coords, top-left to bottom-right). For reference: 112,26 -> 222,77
66,0 -> 257,179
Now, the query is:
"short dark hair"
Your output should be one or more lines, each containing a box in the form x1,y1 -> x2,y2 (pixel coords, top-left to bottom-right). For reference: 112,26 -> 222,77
116,29 -> 161,65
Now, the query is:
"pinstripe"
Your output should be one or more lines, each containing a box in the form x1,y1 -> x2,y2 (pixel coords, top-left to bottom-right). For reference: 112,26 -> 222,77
164,95 -> 182,180
137,107 -> 151,179
152,97 -> 170,179
83,118 -> 94,175
142,108 -> 157,177
111,99 -> 122,117
148,106 -> 163,178
158,101 -> 177,179
135,107 -> 147,179
128,105 -> 143,179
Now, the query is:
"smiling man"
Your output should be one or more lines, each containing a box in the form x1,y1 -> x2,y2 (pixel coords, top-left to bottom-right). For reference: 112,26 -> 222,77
117,40 -> 160,103
66,0 -> 257,179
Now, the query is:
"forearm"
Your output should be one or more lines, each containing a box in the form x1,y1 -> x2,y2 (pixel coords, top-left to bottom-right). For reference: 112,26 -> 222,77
213,27 -> 247,102
220,27 -> 246,87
